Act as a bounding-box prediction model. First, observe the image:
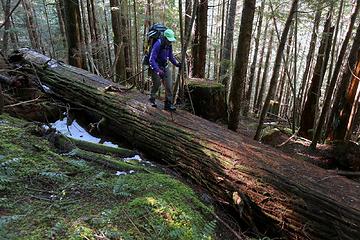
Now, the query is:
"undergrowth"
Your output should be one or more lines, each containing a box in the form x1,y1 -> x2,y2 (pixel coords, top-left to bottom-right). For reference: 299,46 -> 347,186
0,114 -> 216,239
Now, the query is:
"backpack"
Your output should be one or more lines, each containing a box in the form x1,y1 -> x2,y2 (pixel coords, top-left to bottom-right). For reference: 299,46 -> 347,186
142,23 -> 168,66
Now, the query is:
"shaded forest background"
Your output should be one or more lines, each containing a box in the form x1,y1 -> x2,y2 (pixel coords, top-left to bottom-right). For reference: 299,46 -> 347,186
1,0 -> 360,146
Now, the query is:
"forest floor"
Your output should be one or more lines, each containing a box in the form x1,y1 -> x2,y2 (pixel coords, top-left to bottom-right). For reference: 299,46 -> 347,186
236,116 -> 360,178
0,113 -> 226,240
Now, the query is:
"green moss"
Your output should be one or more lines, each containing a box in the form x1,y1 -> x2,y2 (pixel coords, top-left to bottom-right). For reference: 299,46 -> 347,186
0,114 -> 215,239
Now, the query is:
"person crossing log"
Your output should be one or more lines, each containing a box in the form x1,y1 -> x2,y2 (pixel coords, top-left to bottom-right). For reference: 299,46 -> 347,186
9,48 -> 360,240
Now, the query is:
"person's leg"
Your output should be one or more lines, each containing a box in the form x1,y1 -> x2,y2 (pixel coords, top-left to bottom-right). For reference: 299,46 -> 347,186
162,67 -> 176,111
162,67 -> 173,103
150,70 -> 161,106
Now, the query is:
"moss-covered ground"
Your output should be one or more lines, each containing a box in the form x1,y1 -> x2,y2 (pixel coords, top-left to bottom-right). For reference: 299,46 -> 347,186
0,114 -> 216,239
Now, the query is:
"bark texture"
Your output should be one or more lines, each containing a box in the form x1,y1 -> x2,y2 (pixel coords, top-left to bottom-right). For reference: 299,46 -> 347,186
63,0 -> 86,68
191,0 -> 207,78
299,14 -> 333,139
10,48 -> 360,240
227,0 -> 256,131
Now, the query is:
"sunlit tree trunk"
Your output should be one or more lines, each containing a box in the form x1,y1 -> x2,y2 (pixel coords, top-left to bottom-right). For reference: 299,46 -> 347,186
329,22 -> 360,141
315,0 -> 360,144
228,0 -> 255,131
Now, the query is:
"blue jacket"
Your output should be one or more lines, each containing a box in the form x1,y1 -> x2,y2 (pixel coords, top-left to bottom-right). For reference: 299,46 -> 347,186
150,38 -> 179,73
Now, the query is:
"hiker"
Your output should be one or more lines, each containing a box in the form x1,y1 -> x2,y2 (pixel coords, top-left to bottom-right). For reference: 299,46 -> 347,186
149,28 -> 181,111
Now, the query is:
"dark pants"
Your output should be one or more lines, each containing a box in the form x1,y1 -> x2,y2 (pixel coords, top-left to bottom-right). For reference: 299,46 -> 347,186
150,66 -> 173,103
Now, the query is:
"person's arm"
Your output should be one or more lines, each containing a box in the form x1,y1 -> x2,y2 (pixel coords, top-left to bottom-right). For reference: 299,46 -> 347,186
149,40 -> 161,73
168,45 -> 180,67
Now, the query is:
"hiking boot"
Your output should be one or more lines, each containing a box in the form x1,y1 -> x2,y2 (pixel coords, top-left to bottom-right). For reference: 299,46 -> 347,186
164,101 -> 176,112
149,97 -> 157,108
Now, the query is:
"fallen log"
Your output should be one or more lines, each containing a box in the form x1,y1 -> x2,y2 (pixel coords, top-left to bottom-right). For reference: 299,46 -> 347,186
54,133 -> 137,157
10,49 -> 360,239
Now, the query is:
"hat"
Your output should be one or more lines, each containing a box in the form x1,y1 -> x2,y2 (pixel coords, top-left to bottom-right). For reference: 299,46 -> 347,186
164,29 -> 176,42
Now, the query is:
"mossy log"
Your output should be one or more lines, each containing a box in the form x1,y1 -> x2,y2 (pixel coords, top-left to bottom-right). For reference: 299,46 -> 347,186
10,49 -> 360,239
55,133 -> 137,158
186,78 -> 226,122
69,148 -> 146,172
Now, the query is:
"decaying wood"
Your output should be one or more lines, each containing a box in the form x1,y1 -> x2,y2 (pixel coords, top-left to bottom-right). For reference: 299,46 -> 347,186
10,49 -> 360,239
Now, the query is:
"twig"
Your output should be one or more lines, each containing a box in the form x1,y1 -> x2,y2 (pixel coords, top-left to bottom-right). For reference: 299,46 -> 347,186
277,130 -> 299,147
4,96 -> 41,108
211,212 -> 245,240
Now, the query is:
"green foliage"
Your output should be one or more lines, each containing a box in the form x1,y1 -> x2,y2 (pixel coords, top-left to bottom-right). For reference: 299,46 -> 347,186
0,114 -> 216,239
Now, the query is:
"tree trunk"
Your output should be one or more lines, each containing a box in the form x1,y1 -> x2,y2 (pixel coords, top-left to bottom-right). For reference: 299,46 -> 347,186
298,13 -> 334,139
255,28 -> 274,114
253,20 -> 268,112
254,0 -> 298,140
332,25 -> 360,141
110,0 -> 131,82
227,0 -> 255,131
298,8 -> 321,118
311,0 -> 360,148
1,0 -> 11,54
22,0 -> 42,51
244,0 -> 265,116
190,0 -> 207,78
56,0 -> 67,50
219,0 -> 237,89
63,0 -> 86,69
11,48 -> 360,240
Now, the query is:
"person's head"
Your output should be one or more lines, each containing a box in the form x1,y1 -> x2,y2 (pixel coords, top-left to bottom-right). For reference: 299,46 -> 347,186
164,29 -> 176,44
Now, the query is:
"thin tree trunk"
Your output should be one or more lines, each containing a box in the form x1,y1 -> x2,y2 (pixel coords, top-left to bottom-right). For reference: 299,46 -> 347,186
217,0 -> 226,81
255,29 -> 274,114
227,0 -> 256,131
219,0 -> 237,88
318,1 -> 360,143
244,0 -> 264,116
42,0 -> 55,58
1,0 -> 11,54
324,0 -> 344,97
103,0 -> 113,73
299,12 -> 333,139
254,0 -> 299,140
253,21 -> 268,111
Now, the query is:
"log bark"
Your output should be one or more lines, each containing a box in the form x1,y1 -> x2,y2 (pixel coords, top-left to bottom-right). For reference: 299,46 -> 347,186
10,48 -> 360,240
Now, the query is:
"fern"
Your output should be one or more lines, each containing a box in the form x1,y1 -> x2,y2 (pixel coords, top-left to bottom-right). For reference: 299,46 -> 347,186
0,198 -> 12,209
113,178 -> 132,197
0,157 -> 22,168
200,220 -> 217,240
66,159 -> 91,172
40,172 -> 68,182
0,174 -> 12,190
0,215 -> 23,228
169,228 -> 185,239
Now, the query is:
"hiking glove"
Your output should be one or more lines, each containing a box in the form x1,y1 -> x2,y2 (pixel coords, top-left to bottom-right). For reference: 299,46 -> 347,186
157,69 -> 165,78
